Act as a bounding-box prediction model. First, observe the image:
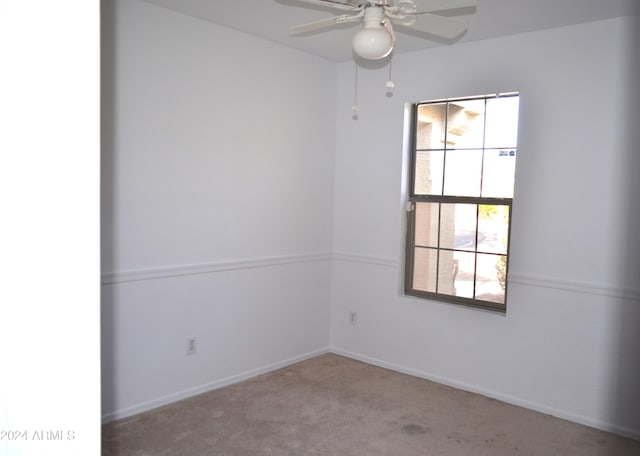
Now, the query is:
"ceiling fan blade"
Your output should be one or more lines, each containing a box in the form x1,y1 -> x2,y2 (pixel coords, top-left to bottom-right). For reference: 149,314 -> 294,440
399,12 -> 467,39
289,14 -> 360,35
412,0 -> 477,14
284,0 -> 364,12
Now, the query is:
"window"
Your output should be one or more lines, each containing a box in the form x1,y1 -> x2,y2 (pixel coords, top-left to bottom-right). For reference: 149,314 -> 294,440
404,93 -> 519,312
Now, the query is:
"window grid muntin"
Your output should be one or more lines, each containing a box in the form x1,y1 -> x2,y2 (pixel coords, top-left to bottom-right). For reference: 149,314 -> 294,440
411,197 -> 511,303
406,93 -> 518,312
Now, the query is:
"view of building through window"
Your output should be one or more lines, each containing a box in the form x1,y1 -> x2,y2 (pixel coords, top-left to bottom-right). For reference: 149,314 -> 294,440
405,94 -> 519,311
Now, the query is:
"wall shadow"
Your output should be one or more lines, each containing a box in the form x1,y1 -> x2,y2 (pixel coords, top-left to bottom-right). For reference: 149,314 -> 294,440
612,13 -> 640,439
100,0 -> 117,422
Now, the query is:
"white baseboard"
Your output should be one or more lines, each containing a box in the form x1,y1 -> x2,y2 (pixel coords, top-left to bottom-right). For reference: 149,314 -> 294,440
101,347 -> 330,424
330,347 -> 640,442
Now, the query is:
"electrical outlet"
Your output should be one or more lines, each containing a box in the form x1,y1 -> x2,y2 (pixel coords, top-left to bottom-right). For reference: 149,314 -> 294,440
349,311 -> 358,325
186,337 -> 197,355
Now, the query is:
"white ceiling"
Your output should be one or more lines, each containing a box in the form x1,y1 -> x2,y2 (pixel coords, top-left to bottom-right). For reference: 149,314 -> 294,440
142,0 -> 639,62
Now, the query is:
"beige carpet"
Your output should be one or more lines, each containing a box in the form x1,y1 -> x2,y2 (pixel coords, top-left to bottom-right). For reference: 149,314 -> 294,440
102,354 -> 640,455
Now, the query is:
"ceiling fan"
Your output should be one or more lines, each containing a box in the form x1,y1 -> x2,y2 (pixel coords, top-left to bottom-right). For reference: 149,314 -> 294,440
287,0 -> 477,60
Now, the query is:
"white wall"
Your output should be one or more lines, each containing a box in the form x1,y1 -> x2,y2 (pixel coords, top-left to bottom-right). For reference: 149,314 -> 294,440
101,0 -> 336,421
331,16 -> 640,439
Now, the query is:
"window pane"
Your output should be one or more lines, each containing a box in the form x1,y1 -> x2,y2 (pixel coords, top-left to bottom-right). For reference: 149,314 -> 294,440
407,94 -> 518,310
440,203 -> 477,251
481,149 -> 516,198
475,253 -> 507,304
446,99 -> 485,149
415,202 -> 439,248
438,250 -> 475,298
414,150 -> 444,195
413,247 -> 437,293
443,150 -> 482,196
416,103 -> 446,150
477,205 -> 509,254
485,96 -> 519,149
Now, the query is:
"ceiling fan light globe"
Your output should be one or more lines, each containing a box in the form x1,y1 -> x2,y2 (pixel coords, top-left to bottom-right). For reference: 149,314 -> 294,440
352,27 -> 393,60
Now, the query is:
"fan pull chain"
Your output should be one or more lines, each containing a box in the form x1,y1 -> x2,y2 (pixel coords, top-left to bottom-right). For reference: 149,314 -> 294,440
386,54 -> 394,96
352,62 -> 359,120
